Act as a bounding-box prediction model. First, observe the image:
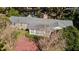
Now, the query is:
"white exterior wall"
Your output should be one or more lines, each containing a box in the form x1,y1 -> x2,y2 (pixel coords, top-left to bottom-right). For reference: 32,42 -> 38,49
29,29 -> 46,36
29,30 -> 36,35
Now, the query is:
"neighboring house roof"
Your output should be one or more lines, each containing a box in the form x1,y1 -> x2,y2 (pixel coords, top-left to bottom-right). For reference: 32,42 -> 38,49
10,15 -> 73,30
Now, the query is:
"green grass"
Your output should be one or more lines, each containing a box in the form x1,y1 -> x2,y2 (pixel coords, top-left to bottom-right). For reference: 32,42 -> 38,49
12,29 -> 42,42
25,33 -> 43,42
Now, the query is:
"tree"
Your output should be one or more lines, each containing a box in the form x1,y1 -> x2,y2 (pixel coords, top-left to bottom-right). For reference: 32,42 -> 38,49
63,26 -> 79,51
0,8 -> 5,13
7,8 -> 20,16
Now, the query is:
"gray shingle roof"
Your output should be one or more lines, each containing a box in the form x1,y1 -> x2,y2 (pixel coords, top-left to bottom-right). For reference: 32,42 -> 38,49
10,16 -> 44,26
10,15 -> 73,30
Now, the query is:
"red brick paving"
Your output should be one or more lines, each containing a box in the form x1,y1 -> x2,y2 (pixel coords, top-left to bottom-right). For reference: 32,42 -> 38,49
15,36 -> 39,51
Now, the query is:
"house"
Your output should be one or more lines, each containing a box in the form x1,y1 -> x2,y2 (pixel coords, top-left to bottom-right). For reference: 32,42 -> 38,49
10,15 -> 73,37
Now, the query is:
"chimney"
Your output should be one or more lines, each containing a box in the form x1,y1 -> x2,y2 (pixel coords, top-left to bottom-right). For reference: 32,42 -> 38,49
43,13 -> 48,19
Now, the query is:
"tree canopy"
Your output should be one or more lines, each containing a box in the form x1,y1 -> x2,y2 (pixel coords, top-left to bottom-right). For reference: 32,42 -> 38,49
63,26 -> 79,51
